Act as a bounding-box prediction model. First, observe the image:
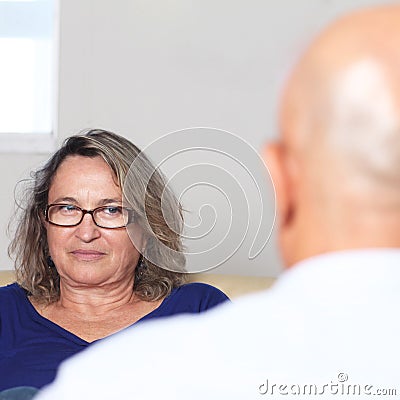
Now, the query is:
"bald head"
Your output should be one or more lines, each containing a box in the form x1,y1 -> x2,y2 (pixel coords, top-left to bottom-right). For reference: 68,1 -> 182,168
268,5 -> 400,266
282,5 -> 400,193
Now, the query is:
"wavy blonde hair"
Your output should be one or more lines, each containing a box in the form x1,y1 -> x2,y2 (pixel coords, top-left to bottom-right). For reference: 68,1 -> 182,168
8,129 -> 187,303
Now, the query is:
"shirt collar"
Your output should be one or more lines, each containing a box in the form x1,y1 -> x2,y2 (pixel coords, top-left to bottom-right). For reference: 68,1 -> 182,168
273,248 -> 400,298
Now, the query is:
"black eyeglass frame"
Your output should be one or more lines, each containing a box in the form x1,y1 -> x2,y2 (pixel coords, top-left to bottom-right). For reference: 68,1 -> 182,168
44,203 -> 135,229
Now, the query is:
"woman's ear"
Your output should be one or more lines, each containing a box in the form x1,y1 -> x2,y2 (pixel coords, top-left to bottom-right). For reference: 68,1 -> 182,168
40,209 -> 48,229
263,142 -> 293,228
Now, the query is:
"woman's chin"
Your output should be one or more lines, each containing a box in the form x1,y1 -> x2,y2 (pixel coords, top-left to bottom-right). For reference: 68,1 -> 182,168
60,266 -> 117,288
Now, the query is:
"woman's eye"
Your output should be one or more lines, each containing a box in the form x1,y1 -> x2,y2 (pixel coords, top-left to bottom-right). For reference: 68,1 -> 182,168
103,206 -> 121,215
60,205 -> 77,212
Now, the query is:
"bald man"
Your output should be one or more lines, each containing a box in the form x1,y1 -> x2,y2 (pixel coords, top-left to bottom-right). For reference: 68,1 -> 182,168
36,5 -> 400,400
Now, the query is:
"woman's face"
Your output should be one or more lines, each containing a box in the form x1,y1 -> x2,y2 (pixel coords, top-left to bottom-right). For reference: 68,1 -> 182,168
46,155 -> 145,288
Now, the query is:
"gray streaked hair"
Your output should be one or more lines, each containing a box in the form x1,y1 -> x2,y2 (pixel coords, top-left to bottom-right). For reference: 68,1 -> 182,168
8,129 -> 187,303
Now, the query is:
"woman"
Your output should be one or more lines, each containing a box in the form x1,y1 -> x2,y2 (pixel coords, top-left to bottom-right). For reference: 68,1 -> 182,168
0,129 -> 228,392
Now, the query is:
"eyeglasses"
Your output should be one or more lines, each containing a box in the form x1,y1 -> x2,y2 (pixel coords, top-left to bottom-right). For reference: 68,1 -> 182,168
45,204 -> 135,229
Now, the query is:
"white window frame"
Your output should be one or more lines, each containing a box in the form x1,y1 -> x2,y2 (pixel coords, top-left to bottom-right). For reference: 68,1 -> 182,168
0,0 -> 59,154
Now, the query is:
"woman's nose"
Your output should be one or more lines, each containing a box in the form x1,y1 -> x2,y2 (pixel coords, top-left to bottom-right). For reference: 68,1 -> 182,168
74,213 -> 101,242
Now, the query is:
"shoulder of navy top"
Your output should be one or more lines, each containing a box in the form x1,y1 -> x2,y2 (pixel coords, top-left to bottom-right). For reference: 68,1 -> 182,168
0,282 -> 34,316
138,282 -> 230,323
0,282 -> 24,309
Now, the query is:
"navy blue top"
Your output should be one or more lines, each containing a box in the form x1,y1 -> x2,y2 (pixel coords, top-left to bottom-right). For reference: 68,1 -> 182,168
0,282 -> 229,390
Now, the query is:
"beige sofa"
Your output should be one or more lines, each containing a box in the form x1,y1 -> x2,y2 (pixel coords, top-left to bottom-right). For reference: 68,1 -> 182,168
0,270 -> 275,299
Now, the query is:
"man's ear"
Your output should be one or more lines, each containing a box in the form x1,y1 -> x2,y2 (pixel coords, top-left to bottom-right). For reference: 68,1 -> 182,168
263,142 -> 293,227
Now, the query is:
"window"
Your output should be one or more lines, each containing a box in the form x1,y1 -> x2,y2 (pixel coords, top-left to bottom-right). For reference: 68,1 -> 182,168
0,0 -> 57,152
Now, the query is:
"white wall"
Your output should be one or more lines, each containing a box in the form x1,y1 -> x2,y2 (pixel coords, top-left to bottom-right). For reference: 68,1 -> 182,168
0,0 -> 389,275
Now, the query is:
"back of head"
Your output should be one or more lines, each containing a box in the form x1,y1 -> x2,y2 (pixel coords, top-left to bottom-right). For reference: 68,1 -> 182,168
269,5 -> 400,266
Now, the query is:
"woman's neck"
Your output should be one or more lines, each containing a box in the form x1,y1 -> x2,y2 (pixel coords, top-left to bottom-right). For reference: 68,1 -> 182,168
30,277 -> 163,342
56,276 -> 137,317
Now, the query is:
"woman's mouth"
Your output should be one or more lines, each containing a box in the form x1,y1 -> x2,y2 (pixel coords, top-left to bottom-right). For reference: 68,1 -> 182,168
71,250 -> 106,261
